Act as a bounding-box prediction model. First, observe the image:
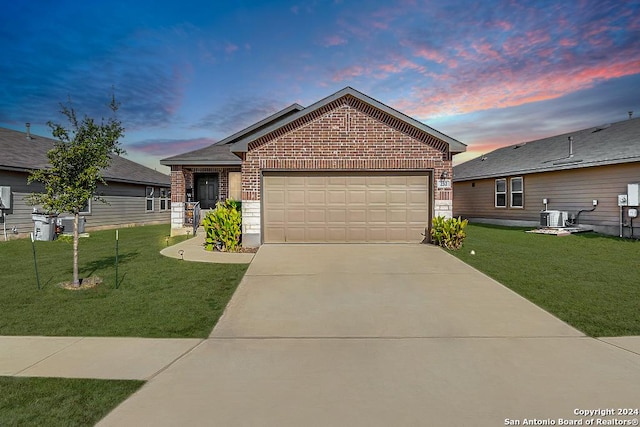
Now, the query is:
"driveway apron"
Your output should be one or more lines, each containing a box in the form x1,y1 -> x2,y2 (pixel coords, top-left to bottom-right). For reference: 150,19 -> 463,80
99,244 -> 640,426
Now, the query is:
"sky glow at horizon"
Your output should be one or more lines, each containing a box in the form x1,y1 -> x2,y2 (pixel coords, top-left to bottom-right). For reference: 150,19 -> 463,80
1,0 -> 639,171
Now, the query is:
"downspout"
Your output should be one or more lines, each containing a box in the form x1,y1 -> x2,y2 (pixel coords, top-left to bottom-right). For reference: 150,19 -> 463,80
620,206 -> 624,238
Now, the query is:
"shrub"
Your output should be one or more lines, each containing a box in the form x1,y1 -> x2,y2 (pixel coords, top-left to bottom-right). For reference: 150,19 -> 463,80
202,199 -> 242,252
430,216 -> 468,250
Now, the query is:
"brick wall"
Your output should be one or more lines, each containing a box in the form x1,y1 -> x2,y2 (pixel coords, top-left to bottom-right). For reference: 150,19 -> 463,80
171,166 -> 241,203
241,101 -> 452,203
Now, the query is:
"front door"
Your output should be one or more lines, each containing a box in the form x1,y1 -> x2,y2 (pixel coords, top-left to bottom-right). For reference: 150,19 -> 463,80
196,175 -> 219,209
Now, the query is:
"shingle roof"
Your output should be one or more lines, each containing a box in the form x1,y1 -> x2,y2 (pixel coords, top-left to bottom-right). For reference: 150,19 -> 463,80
160,103 -> 303,166
453,117 -> 640,181
0,127 -> 170,186
161,87 -> 466,165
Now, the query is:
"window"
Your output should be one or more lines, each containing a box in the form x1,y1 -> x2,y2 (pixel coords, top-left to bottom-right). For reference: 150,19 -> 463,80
160,188 -> 171,211
146,186 -> 154,212
80,199 -> 91,215
228,172 -> 241,200
495,179 -> 506,207
510,177 -> 523,208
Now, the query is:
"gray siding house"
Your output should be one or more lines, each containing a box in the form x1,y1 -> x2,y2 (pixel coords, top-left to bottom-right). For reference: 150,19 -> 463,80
453,117 -> 640,237
0,127 -> 171,240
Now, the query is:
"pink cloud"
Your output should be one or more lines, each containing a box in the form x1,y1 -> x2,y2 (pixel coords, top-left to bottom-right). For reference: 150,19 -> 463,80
331,64 -> 367,81
322,35 -> 347,47
397,55 -> 640,119
128,137 -> 216,157
558,38 -> 577,47
224,42 -> 238,54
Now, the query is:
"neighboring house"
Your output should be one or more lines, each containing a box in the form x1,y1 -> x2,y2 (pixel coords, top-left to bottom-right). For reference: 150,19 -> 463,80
453,117 -> 640,237
161,87 -> 466,246
0,127 -> 171,240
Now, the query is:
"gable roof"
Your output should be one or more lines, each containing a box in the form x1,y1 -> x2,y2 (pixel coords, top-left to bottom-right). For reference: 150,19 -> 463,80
230,87 -> 466,153
0,127 -> 170,186
454,117 -> 640,181
160,103 -> 303,166
160,87 -> 466,166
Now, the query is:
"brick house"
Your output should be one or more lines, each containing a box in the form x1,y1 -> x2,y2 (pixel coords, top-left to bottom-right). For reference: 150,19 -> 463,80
161,87 -> 466,246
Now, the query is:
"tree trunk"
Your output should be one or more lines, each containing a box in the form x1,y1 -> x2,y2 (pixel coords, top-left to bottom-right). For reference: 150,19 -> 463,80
72,212 -> 80,287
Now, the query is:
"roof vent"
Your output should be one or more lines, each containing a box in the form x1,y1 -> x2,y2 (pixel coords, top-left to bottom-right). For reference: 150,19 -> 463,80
25,122 -> 32,140
514,142 -> 526,149
568,136 -> 574,157
630,111 -> 634,120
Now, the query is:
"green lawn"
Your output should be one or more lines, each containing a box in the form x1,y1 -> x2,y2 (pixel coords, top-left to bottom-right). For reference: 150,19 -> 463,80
0,224 -> 248,337
451,224 -> 640,337
0,377 -> 144,426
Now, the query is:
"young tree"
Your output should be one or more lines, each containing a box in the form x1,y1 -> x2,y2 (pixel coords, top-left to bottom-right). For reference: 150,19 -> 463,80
28,96 -> 125,287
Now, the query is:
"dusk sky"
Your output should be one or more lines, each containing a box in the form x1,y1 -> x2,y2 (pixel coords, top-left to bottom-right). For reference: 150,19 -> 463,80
2,0 -> 639,172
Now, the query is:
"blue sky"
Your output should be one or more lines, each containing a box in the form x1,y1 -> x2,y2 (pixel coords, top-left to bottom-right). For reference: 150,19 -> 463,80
1,0 -> 639,171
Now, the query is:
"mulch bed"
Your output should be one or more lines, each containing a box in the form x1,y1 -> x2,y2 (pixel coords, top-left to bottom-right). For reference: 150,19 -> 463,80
57,276 -> 104,290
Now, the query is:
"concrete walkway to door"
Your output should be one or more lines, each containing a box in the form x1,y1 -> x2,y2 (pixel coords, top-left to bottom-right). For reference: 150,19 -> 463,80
100,244 -> 640,426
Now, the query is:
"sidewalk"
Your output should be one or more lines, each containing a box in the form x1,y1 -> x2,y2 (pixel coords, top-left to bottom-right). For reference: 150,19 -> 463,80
160,232 -> 255,264
0,336 -> 203,380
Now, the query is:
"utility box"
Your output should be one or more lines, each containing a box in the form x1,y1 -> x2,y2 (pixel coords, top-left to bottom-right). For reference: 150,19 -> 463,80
57,216 -> 86,235
0,186 -> 10,209
32,214 -> 57,241
628,183 -> 639,207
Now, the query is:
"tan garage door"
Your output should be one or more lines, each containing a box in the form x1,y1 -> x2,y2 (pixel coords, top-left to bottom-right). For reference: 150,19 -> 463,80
263,172 -> 430,243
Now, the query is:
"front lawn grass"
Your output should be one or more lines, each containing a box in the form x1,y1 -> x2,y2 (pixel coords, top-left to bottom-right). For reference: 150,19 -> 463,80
452,224 -> 640,337
0,225 -> 248,337
0,376 -> 143,426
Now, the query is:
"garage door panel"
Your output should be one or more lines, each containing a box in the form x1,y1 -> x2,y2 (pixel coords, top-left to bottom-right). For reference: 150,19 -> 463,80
389,190 -> 407,204
327,209 -> 346,223
347,176 -> 367,186
409,191 -> 428,203
407,175 -> 428,186
408,209 -> 428,222
306,209 -> 326,223
286,209 -> 306,224
306,228 -> 326,241
263,173 -> 430,243
287,190 -> 306,205
265,209 -> 285,223
366,176 -> 387,186
328,176 -> 347,185
285,227 -> 307,242
264,189 -> 285,204
326,190 -> 345,204
264,227 -> 285,242
348,190 -> 366,205
368,191 -> 387,204
348,209 -> 367,223
307,190 -> 326,204
327,228 -> 347,241
389,209 -> 408,223
367,228 -> 388,241
367,209 -> 387,223
347,227 -> 367,241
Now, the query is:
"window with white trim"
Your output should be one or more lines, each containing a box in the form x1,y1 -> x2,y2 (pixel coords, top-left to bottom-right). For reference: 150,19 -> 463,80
495,179 -> 506,208
160,188 -> 171,211
510,177 -> 523,208
146,186 -> 155,212
80,199 -> 91,215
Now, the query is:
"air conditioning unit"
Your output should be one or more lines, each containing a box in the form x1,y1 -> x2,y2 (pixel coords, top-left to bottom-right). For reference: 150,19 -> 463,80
541,210 -> 568,227
57,216 -> 86,234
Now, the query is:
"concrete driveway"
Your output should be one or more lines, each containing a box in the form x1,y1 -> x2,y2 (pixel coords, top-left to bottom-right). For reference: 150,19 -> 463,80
100,244 -> 640,426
